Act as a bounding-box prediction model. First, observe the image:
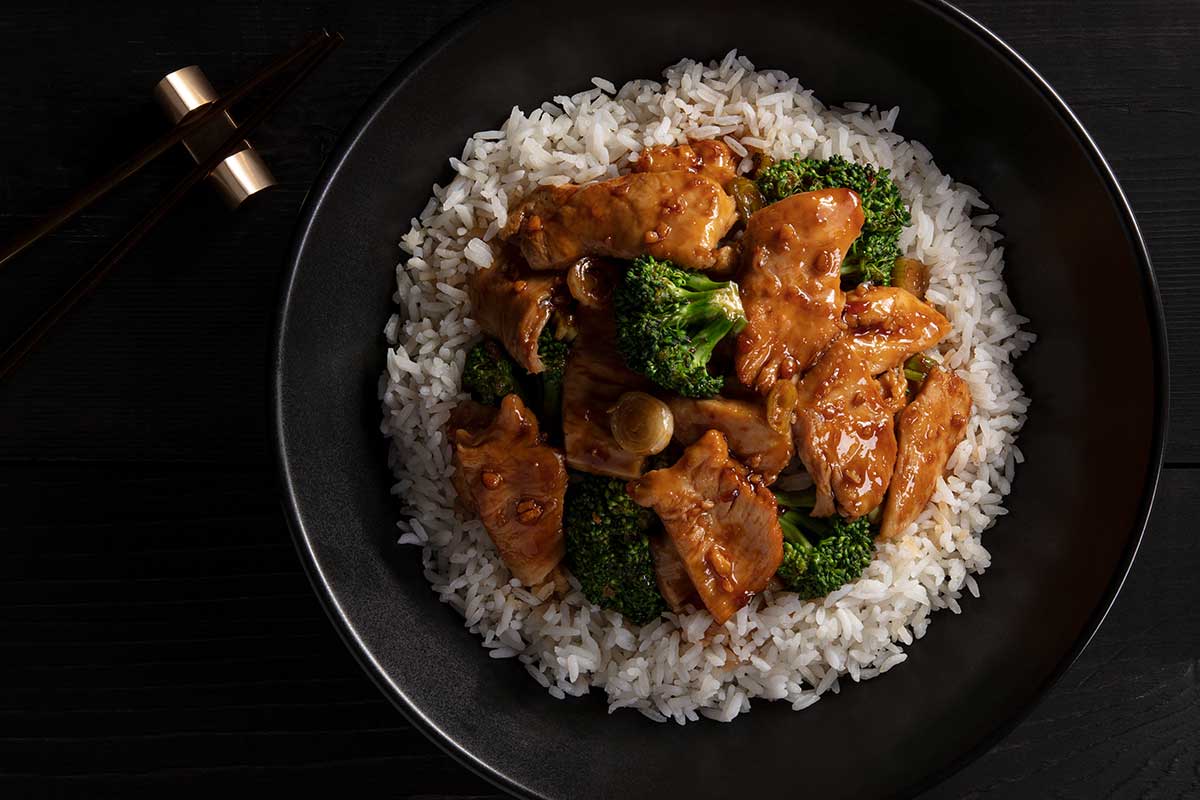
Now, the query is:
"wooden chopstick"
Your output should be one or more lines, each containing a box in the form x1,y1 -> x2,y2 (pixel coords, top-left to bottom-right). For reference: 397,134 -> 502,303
0,30 -> 334,272
0,32 -> 344,381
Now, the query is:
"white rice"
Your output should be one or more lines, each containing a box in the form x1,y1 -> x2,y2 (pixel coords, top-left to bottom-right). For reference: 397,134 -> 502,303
379,52 -> 1035,723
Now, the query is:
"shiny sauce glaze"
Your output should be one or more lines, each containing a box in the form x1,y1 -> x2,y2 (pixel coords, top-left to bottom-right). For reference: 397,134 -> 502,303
467,254 -> 564,373
501,170 -> 737,272
735,188 -> 865,395
792,338 -> 898,519
843,284 -> 952,375
449,395 -> 568,586
633,139 -> 739,187
880,366 -> 973,539
627,430 -> 783,624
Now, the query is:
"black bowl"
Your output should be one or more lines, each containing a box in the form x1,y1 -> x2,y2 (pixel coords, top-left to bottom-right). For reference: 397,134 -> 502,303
273,1 -> 1167,797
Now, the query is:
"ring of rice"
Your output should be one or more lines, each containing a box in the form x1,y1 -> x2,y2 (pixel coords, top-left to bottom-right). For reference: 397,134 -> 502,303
379,51 -> 1035,724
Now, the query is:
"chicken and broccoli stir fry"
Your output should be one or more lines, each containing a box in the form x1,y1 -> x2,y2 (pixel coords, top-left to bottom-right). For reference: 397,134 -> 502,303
447,140 -> 972,626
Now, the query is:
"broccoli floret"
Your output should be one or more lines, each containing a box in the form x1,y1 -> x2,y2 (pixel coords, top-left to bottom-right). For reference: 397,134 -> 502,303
614,255 -> 746,398
462,339 -> 523,406
535,327 -> 569,433
756,154 -> 911,286
564,473 -> 666,624
773,488 -> 876,598
462,330 -> 569,434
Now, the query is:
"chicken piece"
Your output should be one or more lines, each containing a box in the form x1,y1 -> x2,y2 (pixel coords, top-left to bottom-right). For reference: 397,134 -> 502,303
892,256 -> 931,299
501,171 -> 737,272
668,396 -> 793,484
467,258 -> 563,373
633,139 -> 738,186
649,532 -> 698,613
450,394 -> 567,585
735,188 -> 865,395
627,431 -> 783,624
562,309 -> 653,479
880,367 -> 973,540
843,284 -> 952,375
792,339 -> 898,519
447,398 -> 500,435
878,365 -> 909,416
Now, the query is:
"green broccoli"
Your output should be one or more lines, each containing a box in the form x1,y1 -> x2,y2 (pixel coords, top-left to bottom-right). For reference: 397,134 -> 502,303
755,154 -> 911,286
535,327 -> 569,434
614,255 -> 746,398
462,339 -> 523,406
564,473 -> 666,624
773,488 -> 876,598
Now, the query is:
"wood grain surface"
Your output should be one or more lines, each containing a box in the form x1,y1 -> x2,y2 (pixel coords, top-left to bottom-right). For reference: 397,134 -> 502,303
0,1 -> 1196,797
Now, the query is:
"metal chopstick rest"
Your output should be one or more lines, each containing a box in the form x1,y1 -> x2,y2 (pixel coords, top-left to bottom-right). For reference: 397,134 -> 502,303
0,32 -> 342,381
154,66 -> 276,207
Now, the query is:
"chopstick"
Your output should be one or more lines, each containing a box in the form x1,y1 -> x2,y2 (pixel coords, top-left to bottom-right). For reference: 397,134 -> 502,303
0,31 -> 344,381
0,31 -> 335,272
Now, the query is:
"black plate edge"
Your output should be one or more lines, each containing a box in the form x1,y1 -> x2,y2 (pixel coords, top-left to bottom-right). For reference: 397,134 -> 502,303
892,2 -> 1169,798
269,4 -> 549,798
270,2 -> 1170,798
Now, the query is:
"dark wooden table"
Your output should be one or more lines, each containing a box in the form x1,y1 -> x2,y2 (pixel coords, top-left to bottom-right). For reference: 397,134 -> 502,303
1,1 -> 1196,797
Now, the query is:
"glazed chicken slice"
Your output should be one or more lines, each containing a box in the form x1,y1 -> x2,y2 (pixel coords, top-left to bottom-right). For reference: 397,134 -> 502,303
450,394 -> 567,585
501,171 -> 737,272
467,258 -> 563,373
562,309 -> 653,479
649,532 -> 699,613
633,139 -> 738,186
667,396 -> 793,484
880,367 -> 973,540
878,365 -> 910,416
735,188 -> 865,395
627,430 -> 783,624
447,398 -> 500,436
792,339 -> 898,519
843,285 -> 952,375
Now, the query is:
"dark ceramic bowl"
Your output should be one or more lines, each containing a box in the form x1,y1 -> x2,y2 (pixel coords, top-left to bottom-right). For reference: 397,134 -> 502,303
273,1 -> 1167,797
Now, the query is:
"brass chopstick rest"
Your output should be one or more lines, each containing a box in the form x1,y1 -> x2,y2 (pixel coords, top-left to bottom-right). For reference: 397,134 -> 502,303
0,31 -> 341,381
153,66 -> 276,207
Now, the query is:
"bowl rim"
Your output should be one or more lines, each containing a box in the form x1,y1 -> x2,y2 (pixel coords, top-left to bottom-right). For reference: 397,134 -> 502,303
271,1 -> 1169,796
